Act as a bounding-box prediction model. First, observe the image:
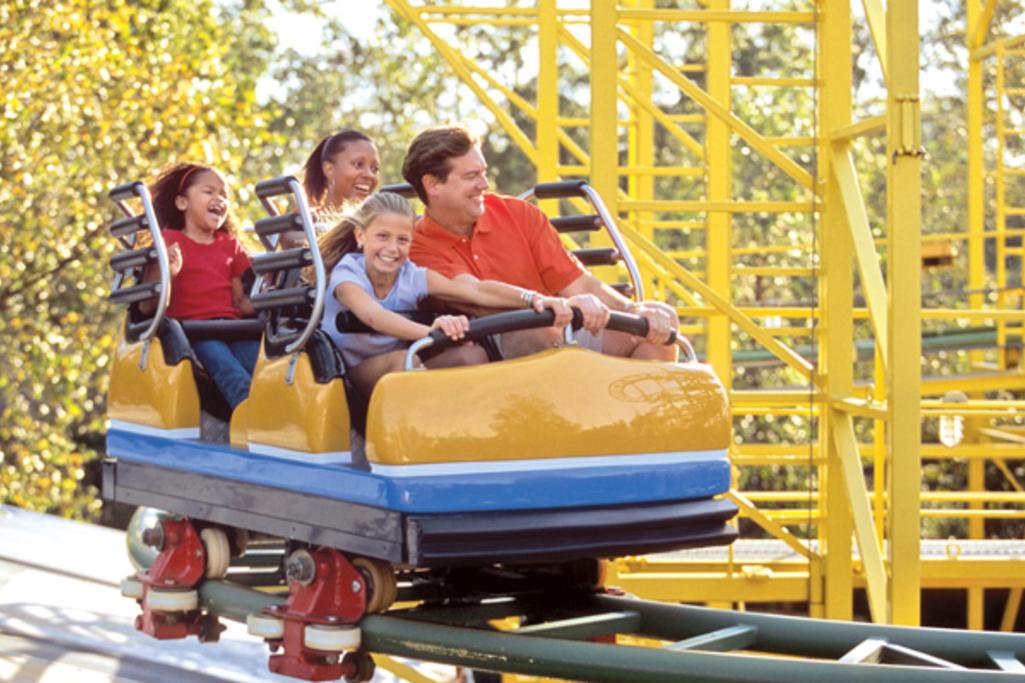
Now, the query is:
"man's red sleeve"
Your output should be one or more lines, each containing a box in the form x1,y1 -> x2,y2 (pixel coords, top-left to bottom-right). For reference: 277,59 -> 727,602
518,201 -> 584,294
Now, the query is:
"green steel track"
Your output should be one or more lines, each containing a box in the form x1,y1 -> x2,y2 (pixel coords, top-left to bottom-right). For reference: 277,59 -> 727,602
201,579 -> 1025,682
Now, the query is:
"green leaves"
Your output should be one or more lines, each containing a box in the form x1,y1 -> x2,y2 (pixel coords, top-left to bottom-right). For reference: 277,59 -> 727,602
0,0 -> 280,519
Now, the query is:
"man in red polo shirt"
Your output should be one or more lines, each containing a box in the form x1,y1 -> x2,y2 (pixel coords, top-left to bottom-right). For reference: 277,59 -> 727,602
403,124 -> 678,360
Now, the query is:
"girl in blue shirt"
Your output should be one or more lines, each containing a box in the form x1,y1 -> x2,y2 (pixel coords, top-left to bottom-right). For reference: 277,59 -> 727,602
319,192 -> 572,396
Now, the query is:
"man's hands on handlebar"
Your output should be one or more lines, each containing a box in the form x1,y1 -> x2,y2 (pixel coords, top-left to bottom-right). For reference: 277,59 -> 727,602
530,294 -> 574,328
567,293 -> 610,334
629,301 -> 678,345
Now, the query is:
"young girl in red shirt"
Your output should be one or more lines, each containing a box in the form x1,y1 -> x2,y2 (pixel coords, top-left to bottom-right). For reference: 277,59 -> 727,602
142,163 -> 258,410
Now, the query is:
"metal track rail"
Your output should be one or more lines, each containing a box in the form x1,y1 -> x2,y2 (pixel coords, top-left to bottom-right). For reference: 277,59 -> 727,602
197,579 -> 1025,682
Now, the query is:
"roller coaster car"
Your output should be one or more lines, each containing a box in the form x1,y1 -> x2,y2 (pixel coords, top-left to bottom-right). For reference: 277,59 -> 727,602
103,177 -> 737,573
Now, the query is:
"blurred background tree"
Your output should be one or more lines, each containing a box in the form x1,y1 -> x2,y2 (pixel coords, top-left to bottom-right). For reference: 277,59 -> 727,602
0,0 -> 280,518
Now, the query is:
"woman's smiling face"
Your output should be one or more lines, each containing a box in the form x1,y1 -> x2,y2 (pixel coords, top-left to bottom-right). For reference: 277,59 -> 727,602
324,139 -> 380,208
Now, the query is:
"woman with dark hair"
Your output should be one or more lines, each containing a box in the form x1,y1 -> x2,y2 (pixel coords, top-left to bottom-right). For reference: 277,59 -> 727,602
302,130 -> 380,220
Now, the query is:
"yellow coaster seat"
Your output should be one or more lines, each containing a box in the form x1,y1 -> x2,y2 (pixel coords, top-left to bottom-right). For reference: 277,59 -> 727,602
231,329 -> 352,463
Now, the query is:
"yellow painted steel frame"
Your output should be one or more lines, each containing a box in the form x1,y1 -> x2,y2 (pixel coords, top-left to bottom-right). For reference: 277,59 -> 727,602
231,350 -> 351,455
108,334 -> 200,431
366,347 -> 729,466
387,0 -> 1025,629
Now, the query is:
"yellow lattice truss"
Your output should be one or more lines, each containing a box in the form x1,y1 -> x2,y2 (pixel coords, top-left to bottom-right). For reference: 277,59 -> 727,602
383,0 -> 1025,629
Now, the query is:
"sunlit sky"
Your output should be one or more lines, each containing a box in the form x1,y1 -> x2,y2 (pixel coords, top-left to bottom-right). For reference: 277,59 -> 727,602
270,1 -> 381,55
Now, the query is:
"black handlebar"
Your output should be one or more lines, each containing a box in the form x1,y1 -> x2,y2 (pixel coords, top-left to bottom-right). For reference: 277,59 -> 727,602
533,179 -> 589,200
423,308 -> 677,353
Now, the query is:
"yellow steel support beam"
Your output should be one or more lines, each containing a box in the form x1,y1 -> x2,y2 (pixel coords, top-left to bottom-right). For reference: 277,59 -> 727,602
831,116 -> 886,143
383,0 -> 539,165
706,0 -> 733,397
591,0 -> 619,248
819,0 -> 853,621
620,200 -> 813,213
860,0 -> 889,85
616,28 -> 815,191
831,144 -> 889,371
618,9 -> 814,23
726,491 -> 815,560
627,0 -> 655,250
1001,589 -> 1023,632
620,226 -> 815,378
537,0 -> 558,215
885,0 -> 923,626
970,0 -> 999,49
972,33 -> 1025,61
558,26 -> 706,160
377,656 -> 442,683
831,411 -> 888,623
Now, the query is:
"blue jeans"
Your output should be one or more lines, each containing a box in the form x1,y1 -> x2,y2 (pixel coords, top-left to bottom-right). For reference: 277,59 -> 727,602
191,339 -> 260,410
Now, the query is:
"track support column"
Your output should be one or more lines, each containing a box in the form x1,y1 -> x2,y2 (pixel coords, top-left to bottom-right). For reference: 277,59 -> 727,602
885,0 -> 923,626
819,0 -> 854,622
590,0 -> 619,225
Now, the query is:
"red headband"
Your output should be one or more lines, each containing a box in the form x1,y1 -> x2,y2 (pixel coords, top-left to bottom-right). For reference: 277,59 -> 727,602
177,166 -> 200,194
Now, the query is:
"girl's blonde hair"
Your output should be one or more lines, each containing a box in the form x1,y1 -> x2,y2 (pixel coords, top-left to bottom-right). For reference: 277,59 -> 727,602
318,191 -> 416,273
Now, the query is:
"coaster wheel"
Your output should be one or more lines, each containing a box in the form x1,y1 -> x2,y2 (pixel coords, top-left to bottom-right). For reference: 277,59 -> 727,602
125,507 -> 169,571
146,588 -> 199,612
342,651 -> 376,683
120,576 -> 144,600
558,557 -> 607,590
247,613 -> 285,640
303,624 -> 361,652
201,527 -> 231,579
351,557 -> 397,614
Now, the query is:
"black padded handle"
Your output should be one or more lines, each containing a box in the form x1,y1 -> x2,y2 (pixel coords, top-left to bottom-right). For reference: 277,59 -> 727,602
110,215 -> 149,238
573,248 -> 621,266
180,319 -> 264,341
251,286 -> 314,310
379,183 -> 417,199
251,248 -> 312,275
336,310 -> 435,334
551,214 -> 603,233
425,309 -> 567,350
109,247 -> 157,273
255,175 -> 299,199
254,213 -> 304,237
109,282 -> 161,306
534,179 -> 588,199
109,181 -> 146,203
606,311 -> 677,345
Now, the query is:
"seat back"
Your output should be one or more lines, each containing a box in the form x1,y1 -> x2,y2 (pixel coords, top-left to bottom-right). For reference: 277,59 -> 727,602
106,183 -> 202,435
231,176 -> 352,460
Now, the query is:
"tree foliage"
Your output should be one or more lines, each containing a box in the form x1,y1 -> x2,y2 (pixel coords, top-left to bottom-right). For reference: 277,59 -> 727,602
0,0 -> 279,517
